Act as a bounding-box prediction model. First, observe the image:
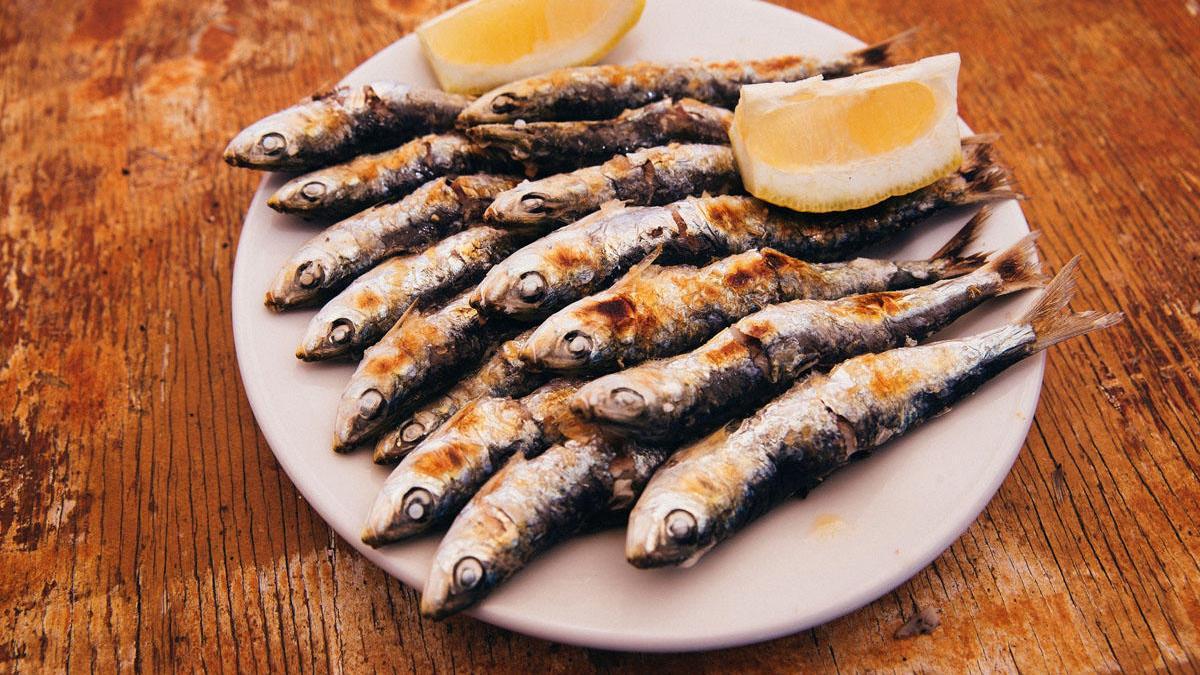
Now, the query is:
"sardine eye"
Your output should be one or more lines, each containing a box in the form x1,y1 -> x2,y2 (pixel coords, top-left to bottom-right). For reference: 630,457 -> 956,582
328,318 -> 354,344
301,181 -> 327,201
358,389 -> 384,419
296,262 -> 325,289
400,420 -> 426,443
260,132 -> 286,154
665,509 -> 697,544
516,271 -> 547,303
563,331 -> 593,359
453,557 -> 484,592
402,488 -> 433,522
519,192 -> 551,214
490,94 -> 519,113
610,387 -> 646,416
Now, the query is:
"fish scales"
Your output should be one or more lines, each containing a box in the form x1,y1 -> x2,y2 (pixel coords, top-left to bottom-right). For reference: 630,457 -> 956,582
573,225 -> 1046,441
456,34 -> 908,125
520,215 -> 986,374
484,142 -> 740,229
372,328 -> 549,464
268,133 -> 515,220
467,100 -> 732,172
625,262 -> 1122,568
332,291 -> 517,452
265,174 -> 519,309
297,226 -> 531,361
361,378 -> 583,546
420,434 -> 672,618
225,82 -> 472,171
472,135 -> 1016,320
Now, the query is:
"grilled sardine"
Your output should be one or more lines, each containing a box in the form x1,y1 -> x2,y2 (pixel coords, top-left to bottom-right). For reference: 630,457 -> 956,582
626,261 -> 1121,568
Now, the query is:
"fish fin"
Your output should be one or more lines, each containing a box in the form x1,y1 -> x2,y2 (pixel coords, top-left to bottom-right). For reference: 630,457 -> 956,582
612,246 -> 663,289
363,84 -> 383,107
961,162 -> 1024,206
955,134 -> 1026,205
960,132 -> 1001,149
394,299 -> 421,328
847,28 -> 918,72
980,227 -> 1047,294
1020,257 -> 1123,351
925,208 -> 990,275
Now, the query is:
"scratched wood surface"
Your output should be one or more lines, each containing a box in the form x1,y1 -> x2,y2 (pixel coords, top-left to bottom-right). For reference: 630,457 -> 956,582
2,0 -> 1199,670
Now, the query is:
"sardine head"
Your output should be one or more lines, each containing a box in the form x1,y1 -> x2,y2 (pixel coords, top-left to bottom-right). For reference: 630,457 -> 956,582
573,369 -> 684,440
224,119 -> 295,168
520,311 -> 614,373
297,311 -> 361,361
333,380 -> 392,452
473,255 -> 564,319
485,185 -> 573,226
421,550 -> 496,619
264,252 -> 338,310
361,473 -> 444,546
269,173 -> 339,214
457,90 -> 529,126
626,493 -> 714,568
388,410 -> 443,456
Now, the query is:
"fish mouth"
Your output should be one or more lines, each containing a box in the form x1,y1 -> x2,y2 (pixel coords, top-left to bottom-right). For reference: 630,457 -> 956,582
222,140 -> 243,166
520,325 -> 594,372
626,506 -> 706,568
272,177 -> 329,212
421,554 -> 492,619
582,384 -> 650,426
474,267 -> 547,317
361,484 -> 440,546
484,190 -> 558,225
333,385 -> 390,452
296,317 -> 356,361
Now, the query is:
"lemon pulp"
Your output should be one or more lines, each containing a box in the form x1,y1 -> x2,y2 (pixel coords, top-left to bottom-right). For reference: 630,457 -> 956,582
424,0 -> 610,66
745,82 -> 939,169
729,53 -> 962,213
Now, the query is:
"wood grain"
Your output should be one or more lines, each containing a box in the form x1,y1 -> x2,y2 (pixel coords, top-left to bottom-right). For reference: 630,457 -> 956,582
2,0 -> 1198,670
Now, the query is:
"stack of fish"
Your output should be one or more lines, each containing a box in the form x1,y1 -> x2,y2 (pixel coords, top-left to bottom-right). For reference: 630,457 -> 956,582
225,35 -> 1121,619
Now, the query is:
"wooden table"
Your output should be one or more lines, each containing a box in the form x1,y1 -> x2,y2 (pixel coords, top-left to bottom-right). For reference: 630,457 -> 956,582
3,0 -> 1198,670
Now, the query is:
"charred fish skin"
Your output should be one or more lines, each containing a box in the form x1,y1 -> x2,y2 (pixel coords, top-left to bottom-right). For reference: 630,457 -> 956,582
265,174 -> 521,310
457,33 -> 909,125
472,135 -> 1016,321
361,398 -> 539,546
471,204 -> 683,320
467,99 -> 733,172
361,379 -> 584,546
372,329 -> 547,464
574,224 -> 1045,441
297,226 -> 530,361
677,135 -> 1016,264
626,262 -> 1123,568
520,215 -> 986,374
420,435 -> 672,619
268,133 -> 512,220
224,82 -> 472,171
333,291 -> 510,452
484,142 -> 740,229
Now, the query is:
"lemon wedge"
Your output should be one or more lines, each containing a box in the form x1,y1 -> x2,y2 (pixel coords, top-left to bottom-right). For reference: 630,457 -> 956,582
417,0 -> 645,95
730,53 -> 962,213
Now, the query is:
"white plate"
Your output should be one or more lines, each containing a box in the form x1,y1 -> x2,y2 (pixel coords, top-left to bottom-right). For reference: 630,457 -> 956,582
232,0 -> 1044,652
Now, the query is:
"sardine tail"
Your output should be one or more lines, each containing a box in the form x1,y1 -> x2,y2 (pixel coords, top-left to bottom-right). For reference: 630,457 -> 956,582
962,164 -> 1023,206
847,28 -> 917,72
981,224 -> 1046,294
1020,257 -> 1123,351
927,207 -> 989,275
